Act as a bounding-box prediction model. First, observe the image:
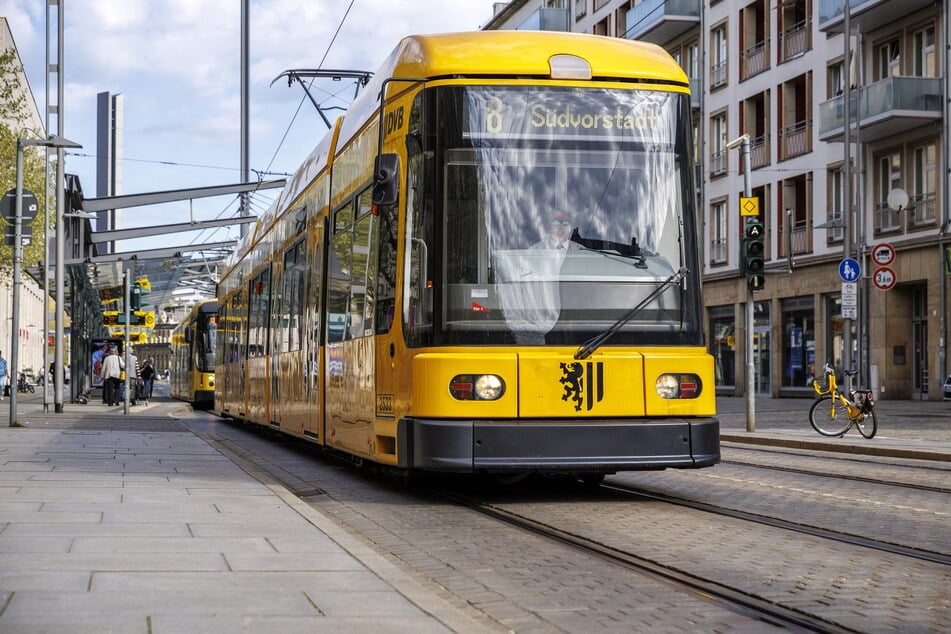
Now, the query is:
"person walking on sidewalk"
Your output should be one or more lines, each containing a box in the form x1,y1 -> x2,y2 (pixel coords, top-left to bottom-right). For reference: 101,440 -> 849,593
0,351 -> 7,400
100,347 -> 123,406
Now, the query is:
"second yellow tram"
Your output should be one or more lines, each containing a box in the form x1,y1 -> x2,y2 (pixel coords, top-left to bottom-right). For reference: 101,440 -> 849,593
170,299 -> 218,408
216,31 -> 719,480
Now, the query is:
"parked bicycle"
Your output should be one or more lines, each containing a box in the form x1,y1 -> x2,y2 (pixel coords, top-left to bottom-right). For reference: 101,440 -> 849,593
810,363 -> 876,438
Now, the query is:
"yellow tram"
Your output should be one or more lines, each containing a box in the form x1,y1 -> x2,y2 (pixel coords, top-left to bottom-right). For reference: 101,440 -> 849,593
170,299 -> 218,408
216,31 -> 719,481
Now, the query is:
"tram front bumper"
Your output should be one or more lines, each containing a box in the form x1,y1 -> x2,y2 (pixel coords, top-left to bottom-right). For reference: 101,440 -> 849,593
397,418 -> 719,472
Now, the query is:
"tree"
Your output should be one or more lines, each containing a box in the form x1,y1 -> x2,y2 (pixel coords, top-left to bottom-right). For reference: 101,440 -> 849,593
0,47 -> 55,282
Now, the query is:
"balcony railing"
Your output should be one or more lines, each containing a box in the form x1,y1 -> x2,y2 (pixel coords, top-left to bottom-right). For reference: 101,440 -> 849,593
779,19 -> 810,62
818,76 -> 943,142
689,78 -> 701,109
711,61 -> 727,89
780,218 -> 810,257
625,0 -> 701,44
750,135 -> 769,169
517,7 -> 569,31
741,40 -> 769,80
908,192 -> 937,227
823,211 -> 844,242
779,119 -> 811,160
710,150 -> 726,177
819,0 -> 933,33
874,202 -> 901,233
709,238 -> 727,264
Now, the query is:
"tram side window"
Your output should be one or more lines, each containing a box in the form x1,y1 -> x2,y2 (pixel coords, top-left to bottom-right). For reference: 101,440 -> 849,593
248,268 -> 271,357
328,201 -> 354,342
404,138 -> 435,343
281,239 -> 306,352
375,201 -> 398,334
229,293 -> 245,363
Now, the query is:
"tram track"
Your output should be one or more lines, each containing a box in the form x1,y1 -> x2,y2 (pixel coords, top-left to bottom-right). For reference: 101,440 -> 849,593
720,458 -> 951,494
600,481 -> 951,565
430,485 -> 855,634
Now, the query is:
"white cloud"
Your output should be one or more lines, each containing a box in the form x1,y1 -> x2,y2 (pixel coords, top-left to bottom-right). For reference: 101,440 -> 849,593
4,0 -> 498,242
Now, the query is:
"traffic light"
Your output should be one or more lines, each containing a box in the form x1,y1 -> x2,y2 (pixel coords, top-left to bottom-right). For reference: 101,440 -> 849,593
743,218 -> 765,291
131,283 -> 142,310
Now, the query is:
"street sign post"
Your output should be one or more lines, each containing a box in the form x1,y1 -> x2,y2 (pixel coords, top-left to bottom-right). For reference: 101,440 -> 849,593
873,267 -> 897,291
839,258 -> 861,283
871,243 -> 895,267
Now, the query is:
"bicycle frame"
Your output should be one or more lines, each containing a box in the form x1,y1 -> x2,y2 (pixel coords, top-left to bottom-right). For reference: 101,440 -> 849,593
812,365 -> 873,422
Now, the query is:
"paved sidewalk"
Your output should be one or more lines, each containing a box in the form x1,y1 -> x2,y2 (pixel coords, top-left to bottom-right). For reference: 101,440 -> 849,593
0,389 -> 946,632
0,393 -> 492,634
717,395 -> 951,462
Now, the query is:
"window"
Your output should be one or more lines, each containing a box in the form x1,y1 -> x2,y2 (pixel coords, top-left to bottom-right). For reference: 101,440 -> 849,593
710,112 -> 727,177
912,26 -> 936,78
875,39 -> 900,81
711,24 -> 728,89
710,199 -> 727,265
875,152 -> 901,232
911,141 -> 937,226
827,61 -> 844,98
825,167 -> 845,242
781,297 -> 815,389
328,190 -> 378,342
709,306 -> 735,387
248,267 -> 271,357
280,239 -> 306,352
687,41 -> 700,81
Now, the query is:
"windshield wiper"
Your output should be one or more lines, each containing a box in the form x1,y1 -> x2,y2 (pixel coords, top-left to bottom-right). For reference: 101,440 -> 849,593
569,228 -> 643,257
574,267 -> 688,360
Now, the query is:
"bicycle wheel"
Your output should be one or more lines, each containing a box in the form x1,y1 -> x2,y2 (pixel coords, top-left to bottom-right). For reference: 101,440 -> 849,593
809,396 -> 852,437
856,407 -> 877,439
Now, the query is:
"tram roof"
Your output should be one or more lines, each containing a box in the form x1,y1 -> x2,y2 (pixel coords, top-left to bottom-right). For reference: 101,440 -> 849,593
389,31 -> 688,85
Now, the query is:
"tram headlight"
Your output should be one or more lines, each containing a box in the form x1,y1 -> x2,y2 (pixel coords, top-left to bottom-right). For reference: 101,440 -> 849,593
449,374 -> 505,401
655,374 -> 702,399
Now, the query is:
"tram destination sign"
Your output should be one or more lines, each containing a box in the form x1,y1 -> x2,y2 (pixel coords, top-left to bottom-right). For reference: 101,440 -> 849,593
462,87 -> 678,144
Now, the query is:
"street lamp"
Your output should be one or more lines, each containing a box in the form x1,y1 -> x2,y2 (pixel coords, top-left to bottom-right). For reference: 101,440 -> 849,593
9,134 -> 82,427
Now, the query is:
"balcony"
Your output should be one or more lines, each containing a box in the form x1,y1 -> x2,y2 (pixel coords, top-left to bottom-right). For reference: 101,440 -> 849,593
779,119 -> 811,160
517,8 -> 569,31
689,78 -> 701,109
818,76 -> 942,142
710,150 -> 726,178
709,238 -> 727,265
625,0 -> 701,45
780,218 -> 811,257
908,192 -> 937,228
874,202 -> 901,234
778,19 -> 810,62
819,0 -> 934,33
741,40 -> 769,80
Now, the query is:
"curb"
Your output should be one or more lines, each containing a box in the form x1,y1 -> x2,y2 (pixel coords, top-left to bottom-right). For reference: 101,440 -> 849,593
720,433 -> 951,462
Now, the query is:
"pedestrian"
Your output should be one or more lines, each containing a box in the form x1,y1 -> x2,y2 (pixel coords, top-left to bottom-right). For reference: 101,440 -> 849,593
140,357 -> 156,398
120,347 -> 140,404
0,350 -> 7,400
100,347 -> 123,406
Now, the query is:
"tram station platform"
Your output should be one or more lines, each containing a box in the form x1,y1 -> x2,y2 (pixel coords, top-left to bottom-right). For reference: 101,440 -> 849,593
0,389 -> 948,632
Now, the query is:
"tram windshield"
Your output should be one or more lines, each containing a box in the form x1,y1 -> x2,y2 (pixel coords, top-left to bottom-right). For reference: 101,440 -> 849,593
404,85 -> 702,347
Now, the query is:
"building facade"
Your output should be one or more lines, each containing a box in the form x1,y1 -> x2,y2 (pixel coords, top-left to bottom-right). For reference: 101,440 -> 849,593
484,0 -> 950,400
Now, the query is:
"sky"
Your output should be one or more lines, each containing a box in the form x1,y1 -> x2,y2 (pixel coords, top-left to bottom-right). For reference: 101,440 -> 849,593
1,0 -> 502,256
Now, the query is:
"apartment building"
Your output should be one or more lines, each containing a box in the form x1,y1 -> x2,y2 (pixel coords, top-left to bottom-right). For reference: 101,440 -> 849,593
484,0 -> 950,401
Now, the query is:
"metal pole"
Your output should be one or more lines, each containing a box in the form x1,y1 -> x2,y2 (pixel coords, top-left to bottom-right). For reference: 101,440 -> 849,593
9,141 -> 25,426
53,5 -> 66,413
842,3 -> 853,382
239,0 -> 250,238
740,137 -> 755,432
123,268 -> 131,414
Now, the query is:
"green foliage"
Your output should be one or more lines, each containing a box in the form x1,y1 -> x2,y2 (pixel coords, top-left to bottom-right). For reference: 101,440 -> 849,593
0,48 -> 53,281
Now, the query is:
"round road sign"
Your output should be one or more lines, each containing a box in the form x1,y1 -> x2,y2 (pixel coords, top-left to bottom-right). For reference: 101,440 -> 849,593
871,243 -> 895,266
873,266 -> 897,291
